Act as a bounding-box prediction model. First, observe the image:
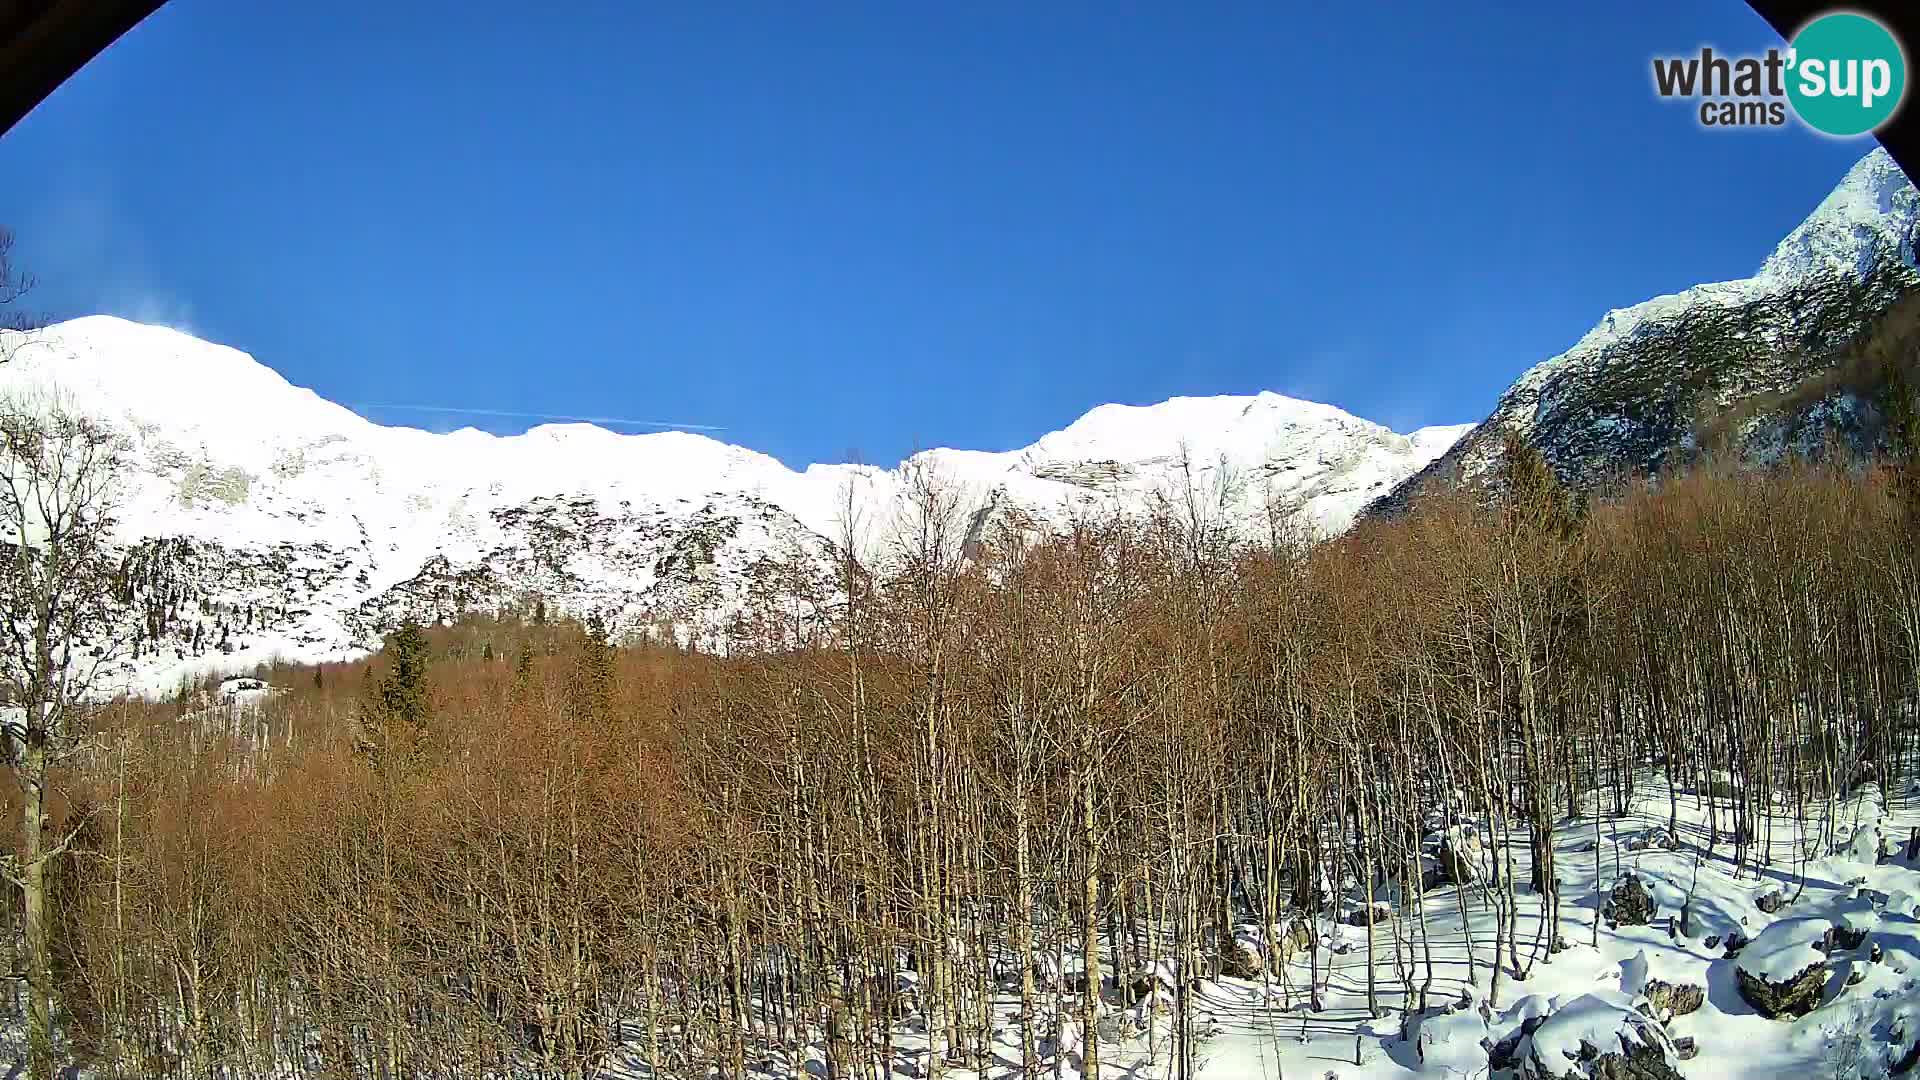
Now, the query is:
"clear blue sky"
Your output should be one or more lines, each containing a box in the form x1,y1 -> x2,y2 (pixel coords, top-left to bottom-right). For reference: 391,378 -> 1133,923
0,1 -> 1882,468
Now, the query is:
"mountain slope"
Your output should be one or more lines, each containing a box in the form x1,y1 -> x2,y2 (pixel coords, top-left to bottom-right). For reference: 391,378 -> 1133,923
1374,148 -> 1920,512
0,316 -> 1464,693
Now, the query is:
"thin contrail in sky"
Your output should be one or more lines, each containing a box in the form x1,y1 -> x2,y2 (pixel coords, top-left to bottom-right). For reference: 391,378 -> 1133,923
356,402 -> 726,432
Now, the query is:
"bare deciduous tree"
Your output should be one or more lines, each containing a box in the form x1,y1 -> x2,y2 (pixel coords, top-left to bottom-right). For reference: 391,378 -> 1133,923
0,391 -> 126,1079
0,228 -> 39,356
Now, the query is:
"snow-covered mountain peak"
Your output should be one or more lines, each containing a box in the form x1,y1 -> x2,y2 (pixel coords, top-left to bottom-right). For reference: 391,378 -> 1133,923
3,315 -> 370,454
0,316 -> 1462,690
1759,147 -> 1918,283
14,315 -> 305,404
1533,150 -> 1916,396
472,423 -> 780,482
1500,148 -> 1916,437
1409,423 -> 1477,453
1376,146 -> 1920,514
1021,391 -> 1409,475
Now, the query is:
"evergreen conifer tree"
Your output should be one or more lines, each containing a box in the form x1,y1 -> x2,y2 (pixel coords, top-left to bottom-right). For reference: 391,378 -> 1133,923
515,639 -> 536,686
359,620 -> 432,769
573,614 -> 616,724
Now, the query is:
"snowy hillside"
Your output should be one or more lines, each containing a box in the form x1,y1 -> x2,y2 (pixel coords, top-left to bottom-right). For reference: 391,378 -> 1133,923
1378,147 -> 1920,511
577,775 -> 1920,1080
0,316 -> 1464,693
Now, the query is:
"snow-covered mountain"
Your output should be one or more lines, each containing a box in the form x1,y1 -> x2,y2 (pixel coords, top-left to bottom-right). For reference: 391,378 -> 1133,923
34,149 -> 1906,695
0,316 -> 1465,692
1376,147 -> 1920,512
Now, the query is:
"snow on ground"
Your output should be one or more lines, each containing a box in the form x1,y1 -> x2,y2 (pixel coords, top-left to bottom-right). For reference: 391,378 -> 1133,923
1736,917 -> 1832,986
1519,990 -> 1674,1079
586,775 -> 1920,1080
121,629 -> 358,700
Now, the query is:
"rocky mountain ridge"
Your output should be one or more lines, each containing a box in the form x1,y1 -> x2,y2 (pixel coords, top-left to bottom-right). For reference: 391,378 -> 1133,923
1375,148 -> 1920,512
11,148 -> 1914,696
0,315 -> 1465,694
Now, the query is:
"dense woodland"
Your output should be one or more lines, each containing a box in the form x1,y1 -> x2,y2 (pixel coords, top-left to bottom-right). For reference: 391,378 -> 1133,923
0,384 -> 1913,1080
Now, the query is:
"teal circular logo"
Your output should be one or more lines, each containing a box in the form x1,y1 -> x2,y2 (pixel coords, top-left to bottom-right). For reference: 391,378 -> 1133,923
1787,12 -> 1906,136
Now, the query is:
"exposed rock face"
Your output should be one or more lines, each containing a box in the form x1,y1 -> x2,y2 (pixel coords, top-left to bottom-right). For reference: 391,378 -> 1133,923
1374,148 -> 1920,519
1120,963 -> 1183,1008
1603,876 -> 1657,928
1562,1046 -> 1686,1080
1895,1035 -> 1920,1074
1270,919 -> 1312,968
1625,827 -> 1678,853
1347,901 -> 1393,927
1492,1008 -> 1555,1072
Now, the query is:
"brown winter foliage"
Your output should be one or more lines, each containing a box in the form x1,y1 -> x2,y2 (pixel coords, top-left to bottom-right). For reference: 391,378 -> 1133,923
12,444 -> 1920,1079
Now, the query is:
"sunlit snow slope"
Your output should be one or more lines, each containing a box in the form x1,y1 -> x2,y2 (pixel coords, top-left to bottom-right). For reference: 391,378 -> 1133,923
0,316 -> 1463,693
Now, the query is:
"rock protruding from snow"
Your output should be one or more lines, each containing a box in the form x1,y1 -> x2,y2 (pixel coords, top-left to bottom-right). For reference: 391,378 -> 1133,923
217,676 -> 269,698
1437,825 -> 1483,886
1346,900 -> 1393,927
1516,992 -> 1681,1080
1625,826 -> 1677,853
1120,961 -> 1182,1009
1217,933 -> 1264,979
1838,821 -> 1890,865
1639,980 -> 1703,1024
1734,917 -> 1833,1019
1603,876 -> 1657,928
